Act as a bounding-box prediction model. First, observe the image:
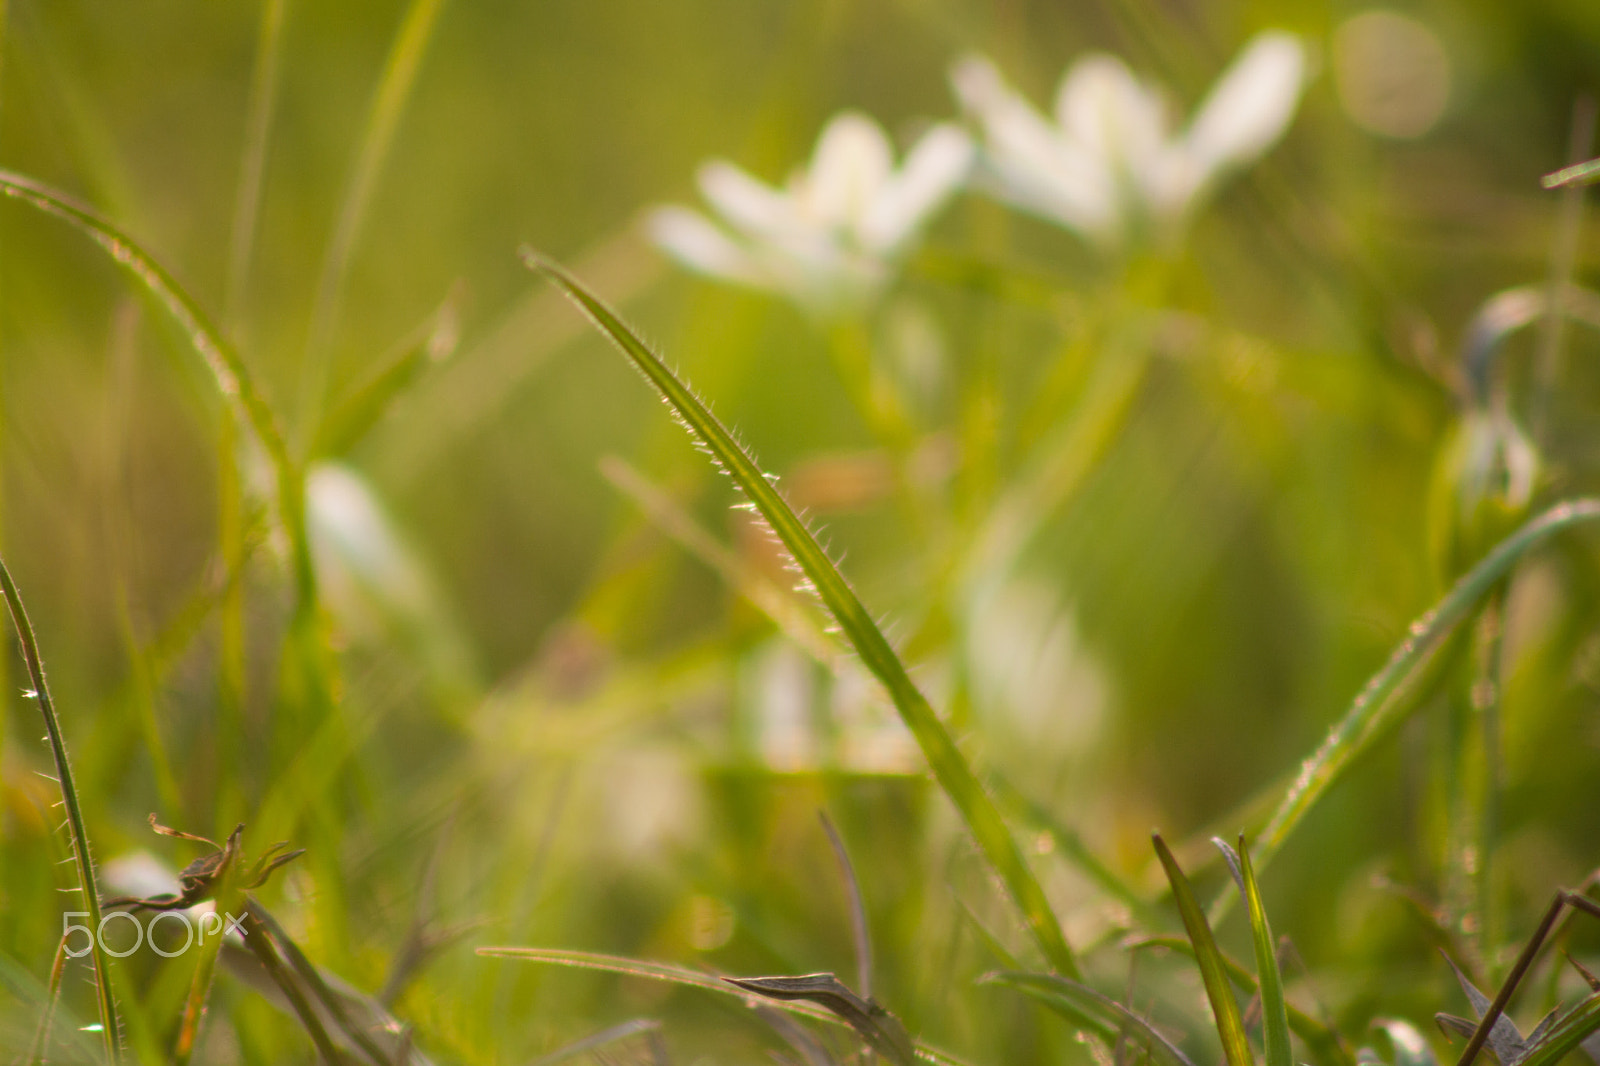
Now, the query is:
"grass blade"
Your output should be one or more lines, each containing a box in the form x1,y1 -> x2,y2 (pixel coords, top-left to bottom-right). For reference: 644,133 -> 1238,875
523,250 -> 1079,978
0,555 -> 121,1062
1219,498 -> 1600,920
982,970 -> 1190,1066
1232,838 -> 1292,1066
476,948 -> 975,1066
302,0 -> 448,431
1154,833 -> 1252,1066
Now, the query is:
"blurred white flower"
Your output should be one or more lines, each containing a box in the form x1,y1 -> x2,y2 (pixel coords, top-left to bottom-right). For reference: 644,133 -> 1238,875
951,31 -> 1306,247
648,111 -> 973,313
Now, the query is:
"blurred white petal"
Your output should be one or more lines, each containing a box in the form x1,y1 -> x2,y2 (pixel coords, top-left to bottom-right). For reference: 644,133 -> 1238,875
697,161 -> 800,240
647,205 -> 765,285
1182,31 -> 1305,180
862,123 -> 973,251
953,53 -> 1116,236
802,111 -> 894,228
1055,54 -> 1166,171
650,108 -> 968,314
955,33 -> 1305,247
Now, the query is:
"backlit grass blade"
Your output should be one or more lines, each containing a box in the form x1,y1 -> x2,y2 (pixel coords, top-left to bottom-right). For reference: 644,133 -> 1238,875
523,249 -> 1080,979
0,555 -> 120,1063
1221,498 -> 1600,919
476,947 -> 976,1066
981,971 -> 1189,1066
1231,838 -> 1292,1066
1154,834 -> 1252,1066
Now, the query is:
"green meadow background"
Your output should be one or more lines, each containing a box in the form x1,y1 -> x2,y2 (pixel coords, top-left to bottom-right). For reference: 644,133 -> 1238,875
3,1 -> 1600,1063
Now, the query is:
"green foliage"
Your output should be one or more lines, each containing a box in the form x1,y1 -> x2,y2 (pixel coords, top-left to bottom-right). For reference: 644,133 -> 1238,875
3,3 -> 1600,1065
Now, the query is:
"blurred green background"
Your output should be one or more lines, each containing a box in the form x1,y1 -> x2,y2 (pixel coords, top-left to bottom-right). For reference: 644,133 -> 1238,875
3,1 -> 1600,1063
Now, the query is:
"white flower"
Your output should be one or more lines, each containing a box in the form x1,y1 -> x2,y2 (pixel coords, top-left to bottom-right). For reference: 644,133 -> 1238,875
647,111 -> 973,313
952,31 -> 1306,247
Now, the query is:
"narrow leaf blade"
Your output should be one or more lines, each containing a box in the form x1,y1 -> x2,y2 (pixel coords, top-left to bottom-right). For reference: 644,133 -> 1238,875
1237,838 -> 1292,1066
1155,834 -> 1253,1066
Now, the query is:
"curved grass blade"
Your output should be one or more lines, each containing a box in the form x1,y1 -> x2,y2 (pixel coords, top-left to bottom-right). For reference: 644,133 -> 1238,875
1155,834 -> 1252,1066
0,169 -> 313,604
982,971 -> 1191,1066
1219,498 -> 1600,921
1228,838 -> 1292,1066
0,169 -> 291,476
476,947 -> 975,1066
0,555 -> 121,1062
522,249 -> 1079,979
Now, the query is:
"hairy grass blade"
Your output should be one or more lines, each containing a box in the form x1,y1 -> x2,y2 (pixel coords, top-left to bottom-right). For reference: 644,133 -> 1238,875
0,555 -> 120,1062
1221,499 -> 1600,920
982,971 -> 1190,1066
1232,838 -> 1292,1066
523,250 -> 1079,978
1155,834 -> 1252,1066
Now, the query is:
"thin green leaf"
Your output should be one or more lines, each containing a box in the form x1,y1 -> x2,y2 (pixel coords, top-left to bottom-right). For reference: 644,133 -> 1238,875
1218,499 -> 1600,920
523,250 -> 1079,979
1235,838 -> 1293,1066
981,971 -> 1177,1062
1155,834 -> 1253,1066
0,555 -> 120,1062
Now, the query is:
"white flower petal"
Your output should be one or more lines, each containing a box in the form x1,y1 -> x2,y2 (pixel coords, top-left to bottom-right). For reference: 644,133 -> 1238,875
802,111 -> 894,230
952,53 -> 1117,237
697,161 -> 802,241
646,205 -> 767,286
1055,53 -> 1167,173
1181,31 -> 1305,183
861,123 -> 973,252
